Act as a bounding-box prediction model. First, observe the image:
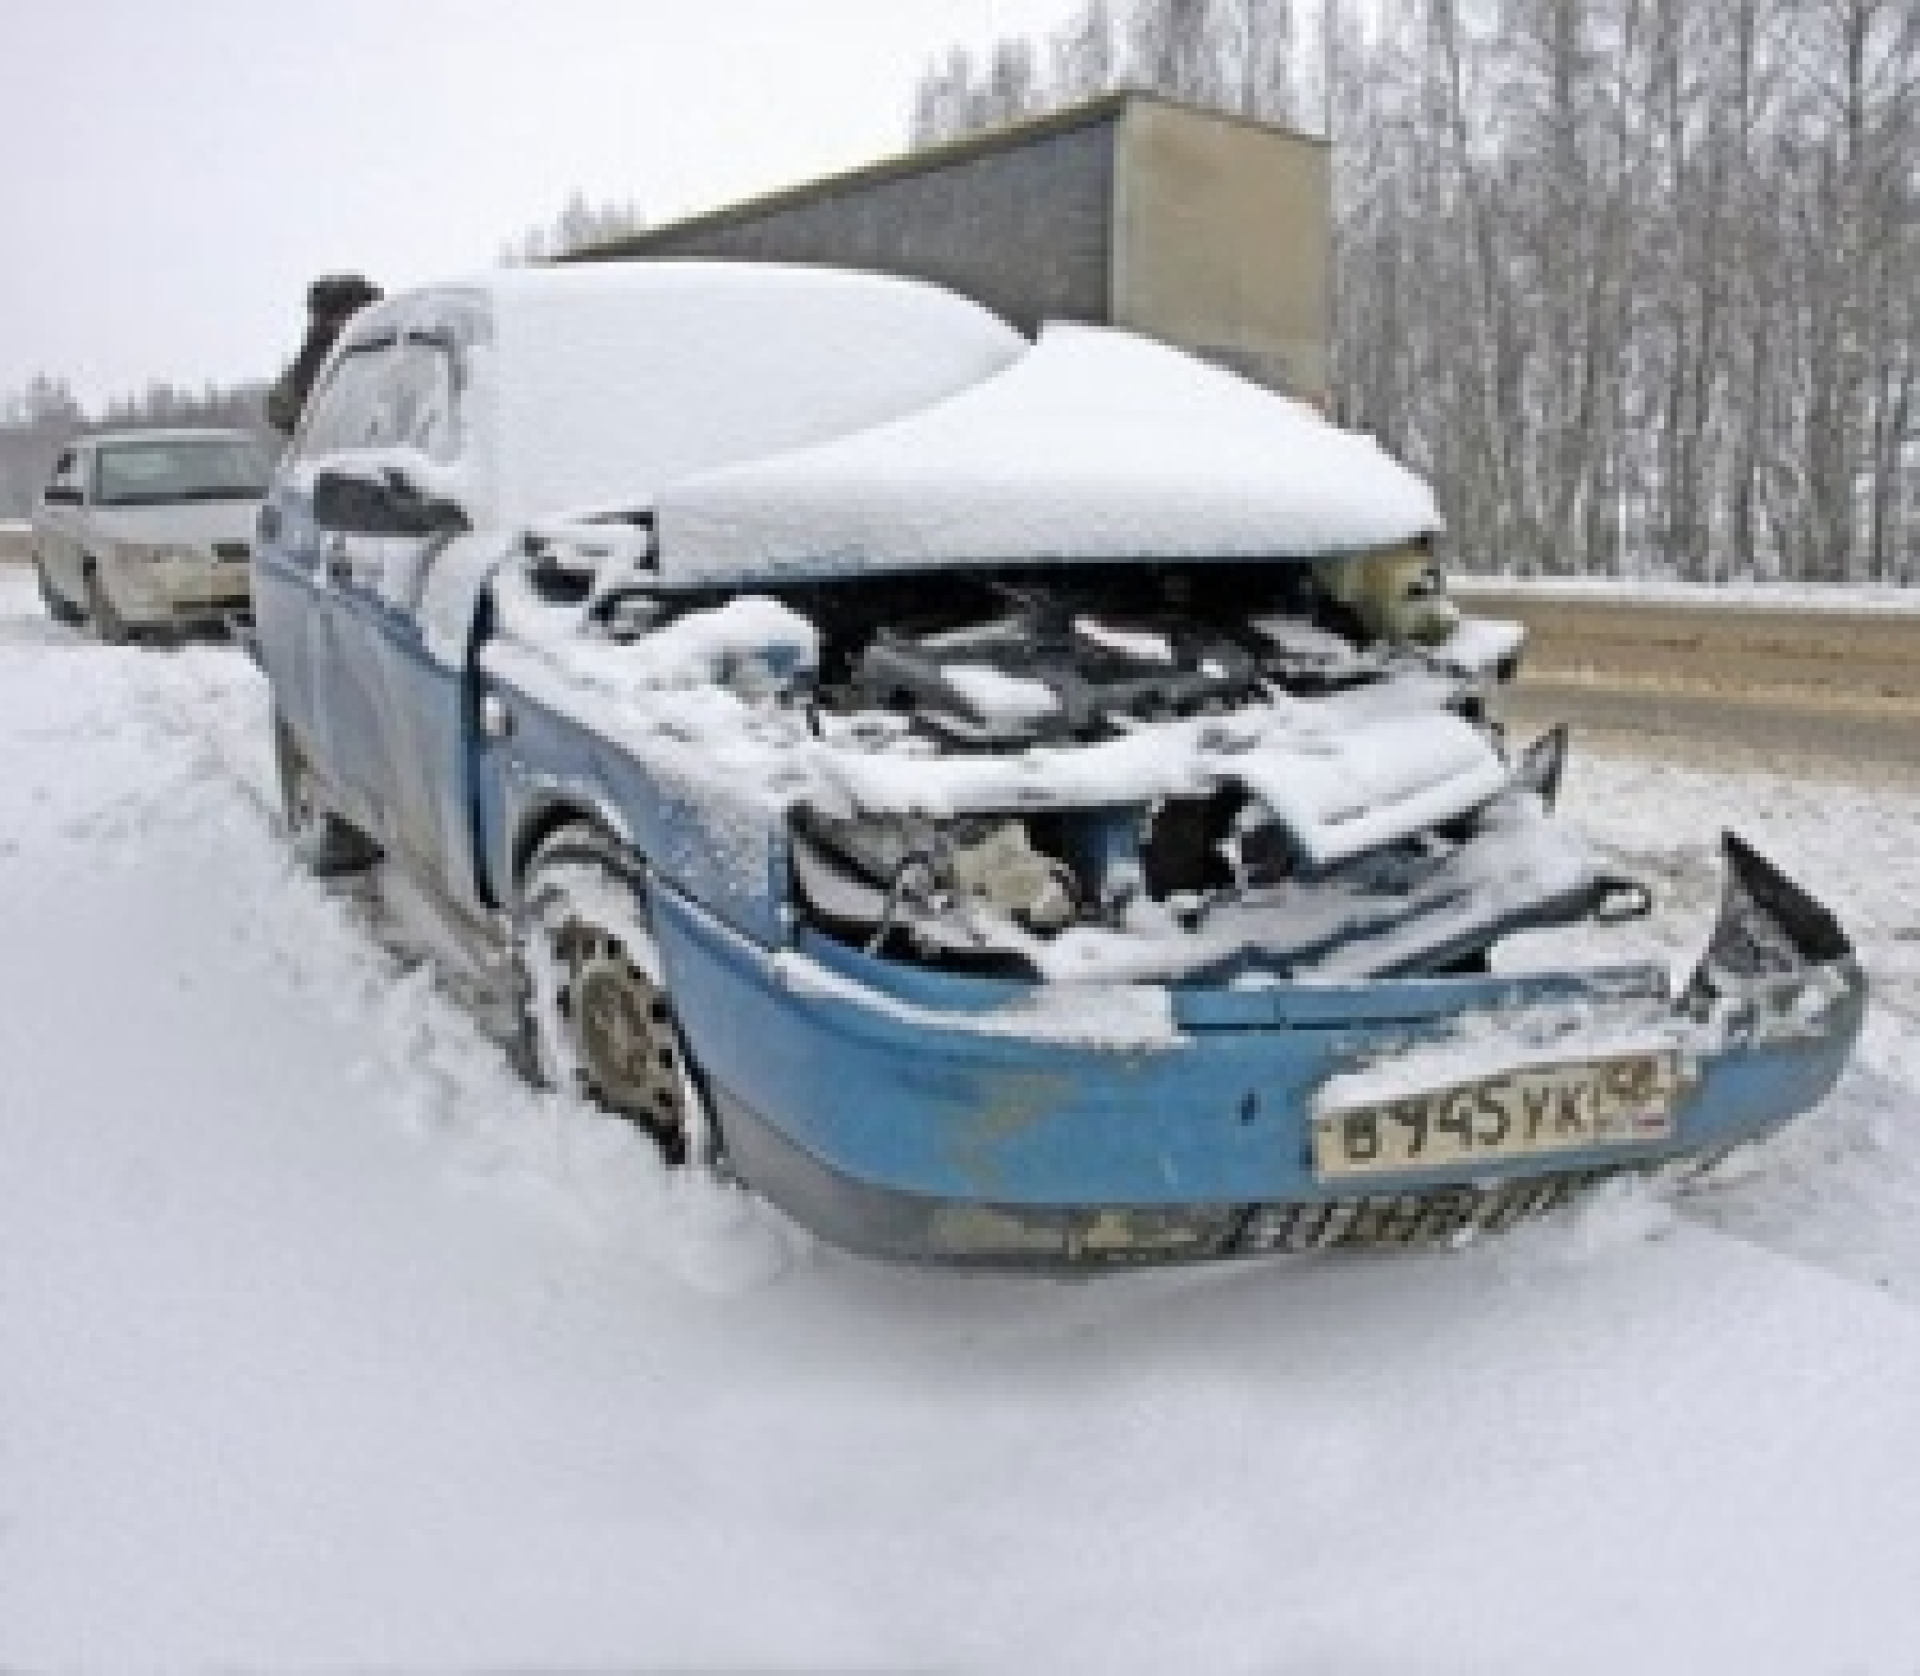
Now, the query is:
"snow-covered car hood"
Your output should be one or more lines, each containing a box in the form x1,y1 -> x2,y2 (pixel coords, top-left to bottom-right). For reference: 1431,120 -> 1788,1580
81,500 -> 260,548
653,323 -> 1442,585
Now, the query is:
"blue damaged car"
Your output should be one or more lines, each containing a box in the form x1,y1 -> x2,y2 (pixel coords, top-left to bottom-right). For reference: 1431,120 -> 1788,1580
252,263 -> 1864,1266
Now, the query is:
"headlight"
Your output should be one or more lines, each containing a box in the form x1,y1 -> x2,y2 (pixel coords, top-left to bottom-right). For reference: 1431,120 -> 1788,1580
946,819 -> 1077,931
795,811 -> 1077,937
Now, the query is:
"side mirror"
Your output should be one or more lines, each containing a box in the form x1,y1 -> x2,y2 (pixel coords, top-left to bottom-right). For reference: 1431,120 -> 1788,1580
41,484 -> 82,507
312,467 -> 468,538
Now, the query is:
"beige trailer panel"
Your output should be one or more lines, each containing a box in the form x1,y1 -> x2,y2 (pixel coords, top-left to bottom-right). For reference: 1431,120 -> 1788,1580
1114,101 -> 1331,401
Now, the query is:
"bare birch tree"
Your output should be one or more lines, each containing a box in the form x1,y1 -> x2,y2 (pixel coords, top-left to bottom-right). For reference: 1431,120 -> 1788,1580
906,0 -> 1917,582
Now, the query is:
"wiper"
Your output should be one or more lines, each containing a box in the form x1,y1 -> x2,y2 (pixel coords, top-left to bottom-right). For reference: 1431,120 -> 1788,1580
96,488 -> 262,506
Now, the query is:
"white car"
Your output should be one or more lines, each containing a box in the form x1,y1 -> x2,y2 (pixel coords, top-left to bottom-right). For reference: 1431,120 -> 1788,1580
32,428 -> 270,640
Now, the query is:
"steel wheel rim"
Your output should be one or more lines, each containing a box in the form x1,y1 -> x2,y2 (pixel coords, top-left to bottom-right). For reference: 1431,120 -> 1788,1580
552,920 -> 687,1151
87,572 -> 125,640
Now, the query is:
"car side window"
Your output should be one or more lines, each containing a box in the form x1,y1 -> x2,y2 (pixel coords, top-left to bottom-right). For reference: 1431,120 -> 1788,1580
293,345 -> 395,462
382,339 -> 462,464
293,338 -> 462,466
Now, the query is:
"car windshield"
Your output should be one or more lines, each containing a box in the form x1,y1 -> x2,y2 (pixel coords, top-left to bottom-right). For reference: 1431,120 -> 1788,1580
93,439 -> 271,506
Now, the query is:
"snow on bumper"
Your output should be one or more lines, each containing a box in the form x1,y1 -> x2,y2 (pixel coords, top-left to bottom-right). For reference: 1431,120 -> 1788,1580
652,833 -> 1864,1266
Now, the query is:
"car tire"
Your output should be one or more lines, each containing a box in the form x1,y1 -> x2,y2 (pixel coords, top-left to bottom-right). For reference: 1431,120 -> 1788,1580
273,712 -> 381,875
34,557 -> 85,626
515,822 -> 708,1166
83,564 -> 132,645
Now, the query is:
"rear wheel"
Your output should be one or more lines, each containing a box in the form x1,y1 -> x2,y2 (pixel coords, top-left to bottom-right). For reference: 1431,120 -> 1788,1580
34,557 -> 85,626
83,564 -> 131,645
516,823 -> 706,1166
273,712 -> 380,875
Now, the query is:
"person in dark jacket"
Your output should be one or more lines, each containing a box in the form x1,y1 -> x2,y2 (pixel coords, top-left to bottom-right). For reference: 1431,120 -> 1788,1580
266,274 -> 382,435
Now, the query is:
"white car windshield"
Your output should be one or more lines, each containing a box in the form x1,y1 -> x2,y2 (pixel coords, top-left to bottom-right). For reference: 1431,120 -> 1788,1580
94,439 -> 270,507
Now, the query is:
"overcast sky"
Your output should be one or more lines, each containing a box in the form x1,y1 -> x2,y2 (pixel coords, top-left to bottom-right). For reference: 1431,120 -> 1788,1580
2,0 -> 1086,408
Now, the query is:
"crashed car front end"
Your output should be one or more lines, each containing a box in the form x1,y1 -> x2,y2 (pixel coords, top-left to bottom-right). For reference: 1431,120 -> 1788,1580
488,539 -> 1865,1269
656,829 -> 1862,1265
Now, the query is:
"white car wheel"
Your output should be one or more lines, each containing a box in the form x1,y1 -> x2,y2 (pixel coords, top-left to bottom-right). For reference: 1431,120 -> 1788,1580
83,565 -> 131,644
34,558 -> 85,627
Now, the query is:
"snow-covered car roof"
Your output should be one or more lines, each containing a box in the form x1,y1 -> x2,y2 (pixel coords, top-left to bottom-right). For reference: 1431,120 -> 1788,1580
654,323 -> 1442,585
335,263 -> 1029,528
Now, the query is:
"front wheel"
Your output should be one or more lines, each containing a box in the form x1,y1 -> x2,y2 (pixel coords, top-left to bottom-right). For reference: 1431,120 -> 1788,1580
516,824 -> 707,1166
83,565 -> 131,645
34,557 -> 85,626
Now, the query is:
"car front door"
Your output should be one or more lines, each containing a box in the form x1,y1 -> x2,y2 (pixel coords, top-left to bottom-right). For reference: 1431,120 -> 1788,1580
294,326 -> 479,884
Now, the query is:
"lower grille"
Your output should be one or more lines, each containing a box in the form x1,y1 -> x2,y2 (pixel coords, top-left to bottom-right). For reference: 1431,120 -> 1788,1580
1233,1168 -> 1618,1256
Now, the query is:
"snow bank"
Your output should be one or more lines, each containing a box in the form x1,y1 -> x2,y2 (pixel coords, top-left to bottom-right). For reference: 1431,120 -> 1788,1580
656,322 -> 1443,582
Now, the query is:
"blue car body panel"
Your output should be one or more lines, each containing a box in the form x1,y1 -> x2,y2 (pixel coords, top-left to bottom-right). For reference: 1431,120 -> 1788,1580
475,657 -> 792,945
649,875 -> 1861,1206
258,495 -> 488,909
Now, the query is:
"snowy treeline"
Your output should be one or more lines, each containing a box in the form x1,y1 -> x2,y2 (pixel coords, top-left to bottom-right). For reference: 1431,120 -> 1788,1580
499,190 -> 648,266
0,375 -> 274,520
912,0 -> 1918,585
912,0 -> 1301,136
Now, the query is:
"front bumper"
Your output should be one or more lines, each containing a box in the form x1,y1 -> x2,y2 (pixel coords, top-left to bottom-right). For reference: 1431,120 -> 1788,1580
101,552 -> 250,627
654,833 -> 1864,1267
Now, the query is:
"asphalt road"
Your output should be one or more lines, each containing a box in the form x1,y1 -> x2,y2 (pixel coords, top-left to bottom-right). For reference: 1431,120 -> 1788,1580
1499,679 -> 1920,786
1465,592 -> 1920,787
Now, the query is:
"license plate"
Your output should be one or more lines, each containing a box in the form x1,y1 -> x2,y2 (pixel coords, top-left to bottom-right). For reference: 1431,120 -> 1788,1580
179,572 -> 247,604
1313,1052 -> 1684,1180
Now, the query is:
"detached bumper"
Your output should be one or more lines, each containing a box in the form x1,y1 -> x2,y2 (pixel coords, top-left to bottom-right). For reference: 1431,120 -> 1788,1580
654,833 -> 1864,1267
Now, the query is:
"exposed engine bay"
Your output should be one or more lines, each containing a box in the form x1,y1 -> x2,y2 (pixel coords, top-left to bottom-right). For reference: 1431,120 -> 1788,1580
533,546 -> 1636,989
816,544 -> 1476,755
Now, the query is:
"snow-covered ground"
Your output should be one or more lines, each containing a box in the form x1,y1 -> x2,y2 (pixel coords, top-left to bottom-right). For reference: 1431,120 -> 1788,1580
4,563 -> 1919,1671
